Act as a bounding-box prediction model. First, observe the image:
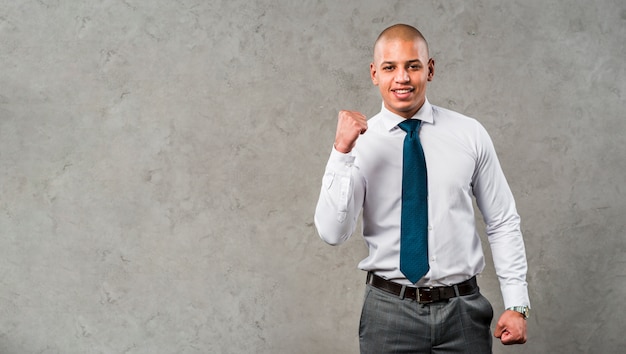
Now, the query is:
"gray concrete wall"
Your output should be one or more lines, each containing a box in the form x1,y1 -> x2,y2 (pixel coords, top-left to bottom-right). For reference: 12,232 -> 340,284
1,0 -> 624,353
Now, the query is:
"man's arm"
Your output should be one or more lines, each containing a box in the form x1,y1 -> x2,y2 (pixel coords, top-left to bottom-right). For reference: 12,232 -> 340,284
314,111 -> 368,245
471,123 -> 529,345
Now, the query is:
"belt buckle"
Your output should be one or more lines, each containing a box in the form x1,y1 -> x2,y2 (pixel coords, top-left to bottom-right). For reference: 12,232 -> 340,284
417,286 -> 440,304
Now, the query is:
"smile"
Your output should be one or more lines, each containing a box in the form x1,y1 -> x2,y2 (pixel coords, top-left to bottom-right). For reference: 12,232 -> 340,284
393,89 -> 413,94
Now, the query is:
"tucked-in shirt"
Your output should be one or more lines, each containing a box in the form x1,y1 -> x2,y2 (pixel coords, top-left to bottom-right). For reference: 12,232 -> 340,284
314,99 -> 529,308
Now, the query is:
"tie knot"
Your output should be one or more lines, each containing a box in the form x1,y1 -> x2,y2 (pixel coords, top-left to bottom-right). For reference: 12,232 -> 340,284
398,119 -> 421,134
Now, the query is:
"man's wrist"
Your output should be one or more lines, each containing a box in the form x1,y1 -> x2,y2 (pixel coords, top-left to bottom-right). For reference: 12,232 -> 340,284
333,142 -> 353,154
506,306 -> 530,319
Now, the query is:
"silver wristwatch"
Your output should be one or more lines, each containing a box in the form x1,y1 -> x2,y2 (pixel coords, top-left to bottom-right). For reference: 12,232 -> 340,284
506,306 -> 530,319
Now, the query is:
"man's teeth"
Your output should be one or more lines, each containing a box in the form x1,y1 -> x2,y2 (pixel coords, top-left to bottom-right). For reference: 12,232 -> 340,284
395,89 -> 411,94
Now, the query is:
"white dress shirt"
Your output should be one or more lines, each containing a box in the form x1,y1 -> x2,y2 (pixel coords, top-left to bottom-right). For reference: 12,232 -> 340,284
314,99 -> 529,308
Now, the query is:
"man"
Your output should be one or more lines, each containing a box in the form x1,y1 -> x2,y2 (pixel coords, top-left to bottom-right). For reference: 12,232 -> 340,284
314,24 -> 529,353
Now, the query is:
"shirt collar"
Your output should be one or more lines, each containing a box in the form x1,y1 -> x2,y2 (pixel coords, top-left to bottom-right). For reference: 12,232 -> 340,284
380,98 -> 434,132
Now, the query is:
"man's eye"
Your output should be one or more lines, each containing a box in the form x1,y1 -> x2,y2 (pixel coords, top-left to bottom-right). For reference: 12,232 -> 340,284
383,66 -> 393,71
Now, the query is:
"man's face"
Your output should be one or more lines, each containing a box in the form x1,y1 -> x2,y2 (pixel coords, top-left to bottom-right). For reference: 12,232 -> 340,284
370,38 -> 434,118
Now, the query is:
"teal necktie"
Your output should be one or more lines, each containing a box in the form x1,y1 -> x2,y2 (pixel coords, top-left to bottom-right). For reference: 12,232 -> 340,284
398,119 -> 429,284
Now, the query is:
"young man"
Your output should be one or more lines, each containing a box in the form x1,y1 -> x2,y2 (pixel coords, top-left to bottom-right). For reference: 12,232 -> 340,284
314,24 -> 529,353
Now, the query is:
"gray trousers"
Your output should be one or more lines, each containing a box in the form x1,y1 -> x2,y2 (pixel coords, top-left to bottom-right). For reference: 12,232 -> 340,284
359,284 -> 493,354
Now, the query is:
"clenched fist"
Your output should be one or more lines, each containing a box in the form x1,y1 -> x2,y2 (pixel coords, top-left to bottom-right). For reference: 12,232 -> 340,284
334,110 -> 368,153
494,310 -> 527,345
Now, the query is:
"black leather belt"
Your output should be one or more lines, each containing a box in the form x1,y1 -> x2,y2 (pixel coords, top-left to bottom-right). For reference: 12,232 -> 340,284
367,273 -> 478,304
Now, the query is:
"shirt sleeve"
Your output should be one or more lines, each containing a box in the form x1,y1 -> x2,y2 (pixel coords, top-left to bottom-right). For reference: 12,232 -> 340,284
314,147 -> 365,246
472,125 -> 530,309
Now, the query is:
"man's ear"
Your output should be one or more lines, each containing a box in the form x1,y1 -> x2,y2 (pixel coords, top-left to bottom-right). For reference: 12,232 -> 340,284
370,62 -> 379,85
427,58 -> 435,81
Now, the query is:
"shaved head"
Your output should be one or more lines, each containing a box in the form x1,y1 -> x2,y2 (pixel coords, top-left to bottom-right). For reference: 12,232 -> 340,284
374,24 -> 429,60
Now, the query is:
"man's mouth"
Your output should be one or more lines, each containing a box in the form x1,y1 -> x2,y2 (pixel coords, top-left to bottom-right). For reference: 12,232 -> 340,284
392,88 -> 414,99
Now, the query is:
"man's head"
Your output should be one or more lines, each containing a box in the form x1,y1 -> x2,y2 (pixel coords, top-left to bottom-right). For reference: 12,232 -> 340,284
370,24 -> 434,118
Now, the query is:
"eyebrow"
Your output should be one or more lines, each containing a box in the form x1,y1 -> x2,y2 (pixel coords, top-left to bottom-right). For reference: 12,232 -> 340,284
380,59 -> 422,66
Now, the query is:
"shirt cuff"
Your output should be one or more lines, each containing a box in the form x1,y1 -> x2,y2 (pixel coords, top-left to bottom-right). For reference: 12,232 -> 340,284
329,146 -> 356,164
501,283 -> 531,309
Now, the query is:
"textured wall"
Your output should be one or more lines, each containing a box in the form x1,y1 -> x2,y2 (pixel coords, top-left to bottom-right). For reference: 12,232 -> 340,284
1,1 -> 624,353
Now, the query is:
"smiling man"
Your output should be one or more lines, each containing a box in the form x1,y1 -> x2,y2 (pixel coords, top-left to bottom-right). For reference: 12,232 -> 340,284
314,24 -> 530,353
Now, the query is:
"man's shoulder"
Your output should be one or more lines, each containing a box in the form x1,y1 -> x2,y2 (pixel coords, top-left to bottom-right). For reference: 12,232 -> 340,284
431,104 -> 476,122
432,105 -> 488,138
362,111 -> 391,134
367,110 -> 385,123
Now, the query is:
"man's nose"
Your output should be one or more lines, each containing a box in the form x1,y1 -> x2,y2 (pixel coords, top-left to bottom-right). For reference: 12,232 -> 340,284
395,68 -> 409,82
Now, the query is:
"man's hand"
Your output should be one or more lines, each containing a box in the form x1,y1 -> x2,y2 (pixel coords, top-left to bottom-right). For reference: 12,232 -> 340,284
334,110 -> 368,153
494,310 -> 527,345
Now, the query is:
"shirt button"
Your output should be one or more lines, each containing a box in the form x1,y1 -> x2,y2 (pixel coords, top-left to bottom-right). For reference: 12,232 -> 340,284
428,225 -> 433,231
